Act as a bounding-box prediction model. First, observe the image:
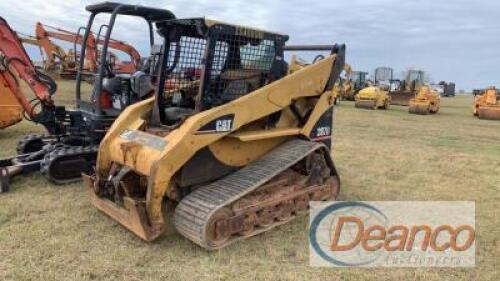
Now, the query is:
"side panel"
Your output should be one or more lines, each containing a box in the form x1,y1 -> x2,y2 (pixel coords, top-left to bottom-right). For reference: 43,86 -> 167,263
308,106 -> 334,150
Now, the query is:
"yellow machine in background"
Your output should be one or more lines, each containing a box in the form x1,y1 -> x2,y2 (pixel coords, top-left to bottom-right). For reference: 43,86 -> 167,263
473,87 -> 500,120
341,69 -> 368,101
354,67 -> 393,110
85,19 -> 344,249
333,64 -> 353,102
409,85 -> 440,115
18,33 -> 70,73
389,69 -> 425,106
354,86 -> 390,110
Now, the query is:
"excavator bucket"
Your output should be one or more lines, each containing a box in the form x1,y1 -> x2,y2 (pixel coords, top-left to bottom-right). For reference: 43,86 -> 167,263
477,106 -> 500,120
409,101 -> 430,115
355,100 -> 377,109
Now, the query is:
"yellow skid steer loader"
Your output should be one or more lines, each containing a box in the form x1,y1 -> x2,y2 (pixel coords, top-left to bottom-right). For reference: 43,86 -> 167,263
84,18 -> 344,249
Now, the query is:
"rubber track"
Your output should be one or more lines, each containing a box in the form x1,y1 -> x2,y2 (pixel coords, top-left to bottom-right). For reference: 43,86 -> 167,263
16,133 -> 46,154
173,139 -> 325,249
40,145 -> 99,185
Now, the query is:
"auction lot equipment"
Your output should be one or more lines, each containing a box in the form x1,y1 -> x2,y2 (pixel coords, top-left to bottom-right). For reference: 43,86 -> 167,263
409,85 -> 441,115
35,22 -> 98,79
439,81 -> 455,97
354,67 -> 392,109
389,69 -> 425,106
0,3 -> 176,192
473,87 -> 500,120
0,17 -> 58,132
84,18 -> 344,249
17,32 -> 69,73
354,86 -> 390,109
342,70 -> 368,101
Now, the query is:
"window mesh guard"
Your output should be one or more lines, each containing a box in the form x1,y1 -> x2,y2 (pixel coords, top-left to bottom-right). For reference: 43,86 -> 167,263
162,29 -> 277,109
207,33 -> 276,105
164,36 -> 206,101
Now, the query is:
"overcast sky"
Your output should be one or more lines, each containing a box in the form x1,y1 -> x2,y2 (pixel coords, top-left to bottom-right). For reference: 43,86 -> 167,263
2,0 -> 498,91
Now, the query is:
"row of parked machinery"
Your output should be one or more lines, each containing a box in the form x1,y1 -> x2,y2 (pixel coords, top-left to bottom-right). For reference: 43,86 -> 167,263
337,67 -> 445,115
340,66 -> 499,119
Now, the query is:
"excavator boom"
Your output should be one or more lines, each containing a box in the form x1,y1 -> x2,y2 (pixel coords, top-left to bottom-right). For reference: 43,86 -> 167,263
18,33 -> 68,70
36,22 -> 97,73
0,17 -> 58,131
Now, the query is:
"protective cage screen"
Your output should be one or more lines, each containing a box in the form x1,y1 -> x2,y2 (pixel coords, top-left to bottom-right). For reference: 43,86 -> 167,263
206,31 -> 276,105
164,36 -> 207,96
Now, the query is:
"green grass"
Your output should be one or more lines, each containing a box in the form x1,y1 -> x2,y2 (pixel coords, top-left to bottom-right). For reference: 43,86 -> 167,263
0,81 -> 499,280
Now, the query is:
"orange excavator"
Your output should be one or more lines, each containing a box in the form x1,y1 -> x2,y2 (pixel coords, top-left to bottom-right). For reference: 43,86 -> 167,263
95,36 -> 140,73
0,17 -> 60,133
37,22 -> 141,79
36,22 -> 98,79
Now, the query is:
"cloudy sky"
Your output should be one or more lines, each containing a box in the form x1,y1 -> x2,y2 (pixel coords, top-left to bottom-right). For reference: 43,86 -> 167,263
2,0 -> 498,91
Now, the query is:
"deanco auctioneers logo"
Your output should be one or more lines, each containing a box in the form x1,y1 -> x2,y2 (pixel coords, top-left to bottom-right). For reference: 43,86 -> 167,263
309,201 -> 475,267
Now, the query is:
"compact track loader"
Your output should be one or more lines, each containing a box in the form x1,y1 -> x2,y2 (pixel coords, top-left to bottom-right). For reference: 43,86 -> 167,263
473,87 -> 500,120
408,85 -> 440,115
84,18 -> 344,249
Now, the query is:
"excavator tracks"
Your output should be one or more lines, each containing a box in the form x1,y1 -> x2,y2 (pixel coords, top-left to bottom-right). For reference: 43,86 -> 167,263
16,134 -> 51,154
174,139 -> 340,250
40,145 -> 99,184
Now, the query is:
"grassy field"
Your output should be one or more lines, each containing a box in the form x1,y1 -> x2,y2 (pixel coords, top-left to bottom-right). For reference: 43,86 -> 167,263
0,80 -> 499,280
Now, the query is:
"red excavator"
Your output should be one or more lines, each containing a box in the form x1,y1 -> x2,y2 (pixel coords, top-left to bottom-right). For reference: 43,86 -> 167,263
0,17 -> 60,133
96,36 -> 140,73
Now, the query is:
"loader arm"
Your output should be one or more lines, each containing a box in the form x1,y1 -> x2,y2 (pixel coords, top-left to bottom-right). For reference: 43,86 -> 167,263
0,17 -> 58,130
93,44 -> 345,240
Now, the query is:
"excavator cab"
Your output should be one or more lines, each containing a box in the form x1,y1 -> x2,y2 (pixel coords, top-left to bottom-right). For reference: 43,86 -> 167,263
75,2 -> 176,141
